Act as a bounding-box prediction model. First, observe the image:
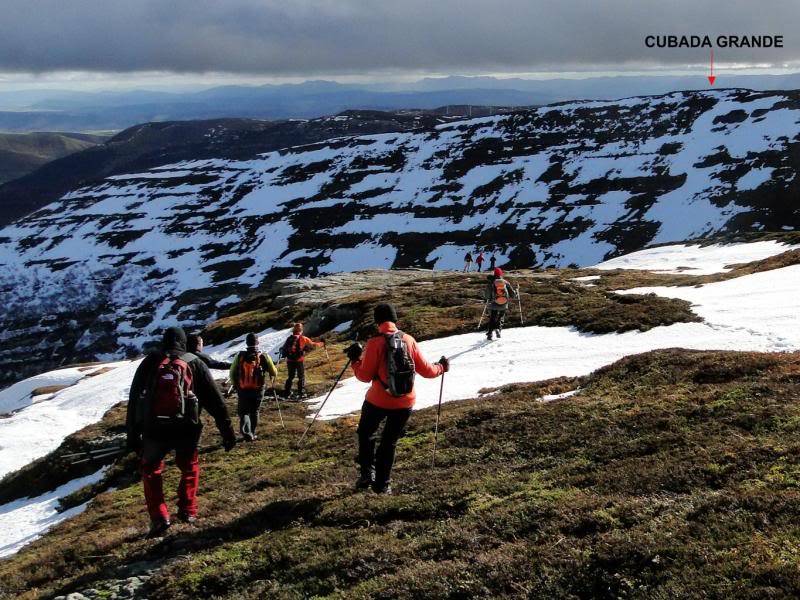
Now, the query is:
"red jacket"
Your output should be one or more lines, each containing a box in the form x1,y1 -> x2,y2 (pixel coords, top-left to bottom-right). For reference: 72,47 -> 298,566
284,334 -> 323,363
351,322 -> 444,410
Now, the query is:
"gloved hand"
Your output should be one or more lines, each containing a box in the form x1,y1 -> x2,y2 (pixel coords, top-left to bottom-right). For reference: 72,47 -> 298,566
345,342 -> 364,362
438,356 -> 450,372
126,431 -> 143,454
221,424 -> 237,452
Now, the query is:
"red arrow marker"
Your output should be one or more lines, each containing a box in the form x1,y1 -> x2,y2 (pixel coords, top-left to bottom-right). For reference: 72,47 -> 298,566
708,49 -> 716,85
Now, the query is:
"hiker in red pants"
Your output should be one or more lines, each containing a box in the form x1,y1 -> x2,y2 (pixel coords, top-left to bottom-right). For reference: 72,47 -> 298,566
127,326 -> 237,538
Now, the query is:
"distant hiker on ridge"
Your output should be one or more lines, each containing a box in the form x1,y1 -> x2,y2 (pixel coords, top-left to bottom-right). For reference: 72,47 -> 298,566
463,251 -> 474,272
127,326 -> 237,538
476,251 -> 485,272
489,254 -> 497,271
187,333 -> 231,371
230,333 -> 278,441
484,268 -> 516,341
344,303 -> 449,494
280,322 -> 325,399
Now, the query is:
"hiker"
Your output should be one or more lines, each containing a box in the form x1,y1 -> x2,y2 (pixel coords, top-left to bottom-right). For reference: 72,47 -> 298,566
463,251 -> 473,272
187,333 -> 231,370
280,323 -> 325,399
344,303 -> 449,494
229,333 -> 278,441
476,251 -> 485,272
127,326 -> 237,538
489,254 -> 497,271
483,267 -> 516,341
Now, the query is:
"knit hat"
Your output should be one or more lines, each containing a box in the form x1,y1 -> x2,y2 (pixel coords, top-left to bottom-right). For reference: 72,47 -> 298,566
374,303 -> 398,324
245,332 -> 258,348
493,267 -> 503,277
293,322 -> 303,334
162,326 -> 187,352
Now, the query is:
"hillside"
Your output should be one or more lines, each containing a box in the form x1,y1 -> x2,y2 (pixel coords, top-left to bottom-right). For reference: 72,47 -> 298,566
0,88 -> 797,387
1,241 -> 800,597
0,111 -> 460,228
0,132 -> 106,185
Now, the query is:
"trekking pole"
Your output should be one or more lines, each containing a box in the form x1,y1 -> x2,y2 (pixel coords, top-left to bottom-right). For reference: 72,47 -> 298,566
432,371 -> 446,467
271,377 -> 286,429
298,359 -> 351,445
323,344 -> 330,361
517,285 -> 525,325
477,301 -> 488,329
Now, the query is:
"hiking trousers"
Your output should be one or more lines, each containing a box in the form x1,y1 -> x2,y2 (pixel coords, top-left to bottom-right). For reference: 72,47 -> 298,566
140,428 -> 201,522
487,309 -> 506,335
357,400 -> 412,486
237,388 -> 264,438
284,361 -> 305,395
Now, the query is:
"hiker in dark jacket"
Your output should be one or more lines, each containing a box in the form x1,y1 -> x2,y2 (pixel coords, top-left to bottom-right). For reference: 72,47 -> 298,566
127,326 -> 236,538
187,333 -> 231,370
229,332 -> 277,441
483,268 -> 516,340
345,303 -> 449,494
463,252 -> 474,272
280,323 -> 324,399
489,254 -> 497,271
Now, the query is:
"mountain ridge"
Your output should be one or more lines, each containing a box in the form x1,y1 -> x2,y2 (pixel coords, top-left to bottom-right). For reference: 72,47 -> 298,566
0,87 -> 797,385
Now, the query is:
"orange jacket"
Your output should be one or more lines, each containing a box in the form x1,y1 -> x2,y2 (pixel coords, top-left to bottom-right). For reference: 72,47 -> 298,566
284,334 -> 323,363
351,322 -> 444,410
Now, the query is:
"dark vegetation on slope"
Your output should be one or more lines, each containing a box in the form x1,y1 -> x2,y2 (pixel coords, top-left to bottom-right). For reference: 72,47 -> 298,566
3,349 -> 800,598
0,131 -> 106,185
202,270 -> 699,348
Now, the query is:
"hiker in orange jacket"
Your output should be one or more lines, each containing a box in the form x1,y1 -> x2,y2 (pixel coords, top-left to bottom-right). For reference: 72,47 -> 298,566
280,322 -> 324,399
344,303 -> 449,494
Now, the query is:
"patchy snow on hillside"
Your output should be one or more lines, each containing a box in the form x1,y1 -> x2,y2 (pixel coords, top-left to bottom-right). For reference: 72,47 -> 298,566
0,364 -> 112,416
0,361 -> 136,481
0,468 -> 107,558
308,257 -> 800,420
595,240 -> 798,275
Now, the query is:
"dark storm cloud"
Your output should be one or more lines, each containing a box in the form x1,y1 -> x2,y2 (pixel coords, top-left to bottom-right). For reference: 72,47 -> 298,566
0,0 -> 796,74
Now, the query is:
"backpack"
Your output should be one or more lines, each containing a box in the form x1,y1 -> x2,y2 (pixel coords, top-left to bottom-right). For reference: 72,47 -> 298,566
148,353 -> 199,425
493,279 -> 509,306
238,351 -> 265,391
379,331 -> 415,397
282,335 -> 304,362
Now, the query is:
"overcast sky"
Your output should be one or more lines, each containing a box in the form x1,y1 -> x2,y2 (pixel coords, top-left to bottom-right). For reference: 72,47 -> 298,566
0,0 -> 796,85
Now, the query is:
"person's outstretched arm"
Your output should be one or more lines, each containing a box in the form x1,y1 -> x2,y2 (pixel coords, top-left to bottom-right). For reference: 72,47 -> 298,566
351,340 -> 376,383
229,354 -> 239,388
262,353 -> 278,379
409,339 -> 444,379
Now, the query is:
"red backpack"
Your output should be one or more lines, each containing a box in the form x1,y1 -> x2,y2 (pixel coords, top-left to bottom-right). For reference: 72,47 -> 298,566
238,351 -> 265,390
149,353 -> 198,425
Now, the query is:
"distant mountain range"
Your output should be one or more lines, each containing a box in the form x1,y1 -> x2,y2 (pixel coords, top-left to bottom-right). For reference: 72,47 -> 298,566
1,88 -> 797,384
3,73 -> 800,133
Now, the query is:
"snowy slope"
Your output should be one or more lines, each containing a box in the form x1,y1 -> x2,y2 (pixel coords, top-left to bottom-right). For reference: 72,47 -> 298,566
1,89 -> 799,383
0,364 -> 112,415
309,258 -> 800,419
0,468 -> 107,558
595,240 -> 799,275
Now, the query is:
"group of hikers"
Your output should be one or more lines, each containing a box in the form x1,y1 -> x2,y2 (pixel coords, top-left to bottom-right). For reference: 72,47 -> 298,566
125,267 -> 518,538
463,250 -> 497,272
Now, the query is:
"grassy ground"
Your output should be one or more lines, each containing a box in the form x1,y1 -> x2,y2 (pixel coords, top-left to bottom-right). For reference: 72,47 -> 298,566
204,270 -> 700,347
3,256 -> 799,598
3,350 -> 800,598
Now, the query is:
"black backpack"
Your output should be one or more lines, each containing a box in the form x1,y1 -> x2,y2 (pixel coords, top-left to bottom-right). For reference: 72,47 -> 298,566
379,331 -> 415,397
282,335 -> 304,361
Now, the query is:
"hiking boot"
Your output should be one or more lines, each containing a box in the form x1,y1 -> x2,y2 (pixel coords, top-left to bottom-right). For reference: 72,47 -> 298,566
355,476 -> 374,491
177,511 -> 197,524
486,332 -> 493,341
496,329 -> 501,338
147,518 -> 171,538
372,482 -> 392,495
242,432 -> 255,442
